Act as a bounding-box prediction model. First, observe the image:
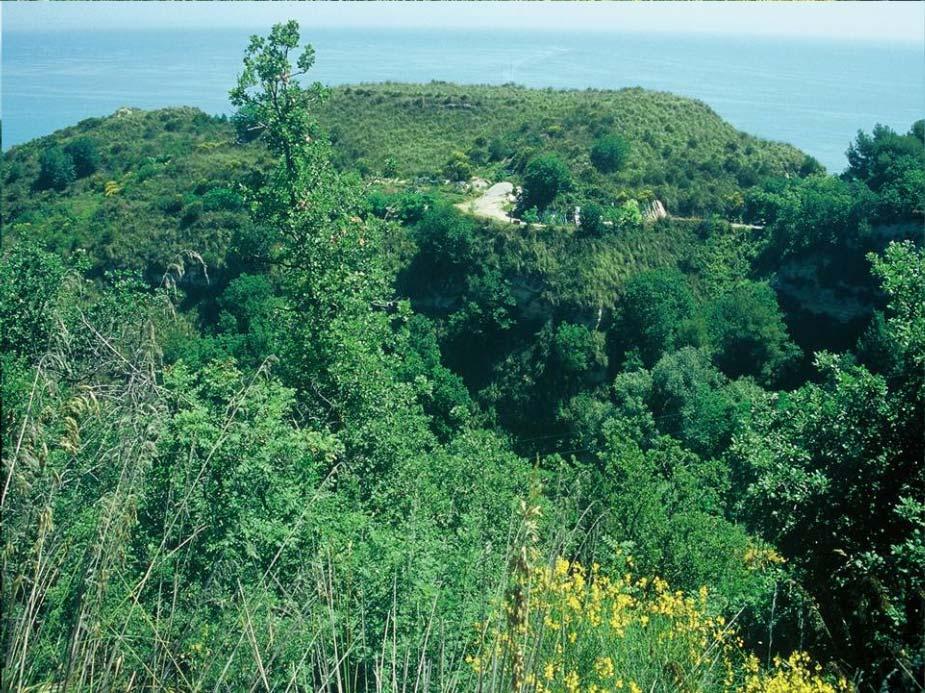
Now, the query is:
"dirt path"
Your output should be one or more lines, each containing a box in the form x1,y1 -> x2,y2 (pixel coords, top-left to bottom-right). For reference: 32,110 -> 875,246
456,182 -> 514,223
456,187 -> 763,231
673,215 -> 765,230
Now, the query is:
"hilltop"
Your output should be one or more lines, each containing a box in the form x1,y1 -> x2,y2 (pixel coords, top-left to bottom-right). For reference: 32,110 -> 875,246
318,82 -> 810,215
4,84 -> 809,280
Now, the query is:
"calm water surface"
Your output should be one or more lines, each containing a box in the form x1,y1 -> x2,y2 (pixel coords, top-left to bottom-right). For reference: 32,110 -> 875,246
3,28 -> 923,171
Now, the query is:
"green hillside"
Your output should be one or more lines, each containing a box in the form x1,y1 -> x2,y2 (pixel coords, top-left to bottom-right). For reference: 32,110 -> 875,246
4,83 -> 809,279
2,23 -> 923,691
319,82 -> 809,215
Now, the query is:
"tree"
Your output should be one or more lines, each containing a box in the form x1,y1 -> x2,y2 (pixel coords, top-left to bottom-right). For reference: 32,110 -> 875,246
65,137 -> 101,177
36,145 -> 75,190
552,321 -> 607,382
229,20 -> 325,200
593,429 -> 773,613
520,153 -> 571,211
845,122 -> 925,221
229,21 -> 436,486
443,150 -> 471,182
747,174 -> 871,258
649,347 -> 737,458
846,122 -> 925,192
404,203 -> 477,289
0,243 -> 68,360
578,201 -> 605,236
868,240 -> 925,401
590,133 -> 630,173
615,269 -> 695,367
727,247 -> 925,683
728,354 -> 923,684
705,281 -> 798,384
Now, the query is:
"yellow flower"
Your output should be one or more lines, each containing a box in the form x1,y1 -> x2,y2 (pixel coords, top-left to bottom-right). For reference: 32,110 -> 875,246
594,656 -> 615,679
465,654 -> 482,673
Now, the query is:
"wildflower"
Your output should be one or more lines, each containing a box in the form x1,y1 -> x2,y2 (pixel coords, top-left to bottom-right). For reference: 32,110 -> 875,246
594,656 -> 615,679
465,654 -> 482,673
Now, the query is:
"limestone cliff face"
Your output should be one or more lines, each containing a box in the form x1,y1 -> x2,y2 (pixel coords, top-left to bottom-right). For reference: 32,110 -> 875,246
773,222 -> 919,351
642,200 -> 668,222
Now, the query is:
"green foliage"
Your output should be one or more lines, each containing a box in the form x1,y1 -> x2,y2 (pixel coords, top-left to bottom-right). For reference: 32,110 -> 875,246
520,152 -> 572,210
317,83 -> 807,216
2,25 -> 922,691
382,156 -> 399,177
0,243 -> 69,360
615,268 -> 696,367
404,202 -> 478,289
728,353 -> 923,683
3,107 -> 271,278
36,145 -> 75,190
593,430 -> 776,612
201,186 -> 244,211
578,201 -> 605,236
606,199 -> 643,230
229,20 -> 324,167
648,347 -> 737,459
443,149 -> 472,181
553,322 -> 606,376
748,174 -> 872,258
590,133 -> 631,173
64,136 -> 101,177
705,281 -> 798,384
868,241 -> 925,398
846,122 -> 925,203
367,189 -> 433,224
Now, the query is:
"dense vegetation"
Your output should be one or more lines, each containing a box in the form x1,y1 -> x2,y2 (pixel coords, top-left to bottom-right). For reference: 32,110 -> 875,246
2,22 -> 923,692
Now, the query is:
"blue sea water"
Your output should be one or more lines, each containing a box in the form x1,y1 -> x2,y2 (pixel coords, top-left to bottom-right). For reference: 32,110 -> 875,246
2,27 -> 923,172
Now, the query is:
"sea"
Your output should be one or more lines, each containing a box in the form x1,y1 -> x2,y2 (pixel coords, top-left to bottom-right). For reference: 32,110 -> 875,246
3,27 -> 923,172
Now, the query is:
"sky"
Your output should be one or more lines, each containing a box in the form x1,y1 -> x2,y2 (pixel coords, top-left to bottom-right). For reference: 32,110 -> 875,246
2,1 -> 924,43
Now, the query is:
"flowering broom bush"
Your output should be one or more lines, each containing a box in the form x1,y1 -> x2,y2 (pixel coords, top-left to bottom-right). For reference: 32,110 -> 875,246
467,554 -> 850,693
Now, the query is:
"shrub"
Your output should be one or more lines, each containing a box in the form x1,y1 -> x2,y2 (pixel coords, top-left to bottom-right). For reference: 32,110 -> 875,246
468,555 -> 848,693
590,133 -> 631,173
156,194 -> 184,215
181,200 -> 203,227
382,157 -> 399,177
607,199 -> 643,230
443,150 -> 472,182
202,187 -> 244,212
65,137 -> 101,177
521,153 -> 572,211
578,202 -> 605,236
36,146 -> 75,190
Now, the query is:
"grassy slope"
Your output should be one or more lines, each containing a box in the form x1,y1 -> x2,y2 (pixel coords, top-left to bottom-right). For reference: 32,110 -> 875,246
3,107 -> 271,278
319,83 -> 808,214
3,84 -> 806,281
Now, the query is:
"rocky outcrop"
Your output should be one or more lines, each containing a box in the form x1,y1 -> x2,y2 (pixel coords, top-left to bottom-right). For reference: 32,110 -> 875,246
642,199 -> 668,222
